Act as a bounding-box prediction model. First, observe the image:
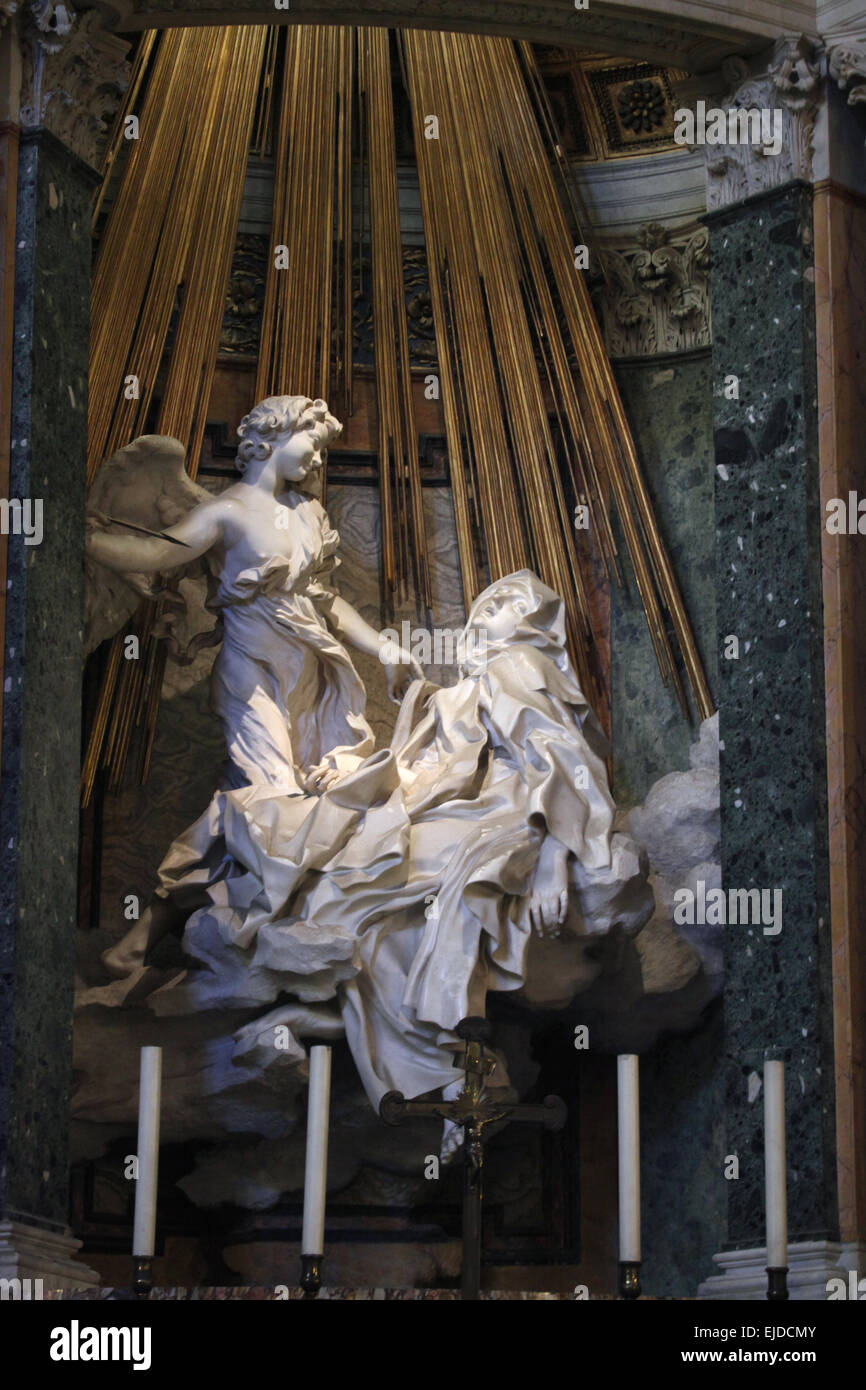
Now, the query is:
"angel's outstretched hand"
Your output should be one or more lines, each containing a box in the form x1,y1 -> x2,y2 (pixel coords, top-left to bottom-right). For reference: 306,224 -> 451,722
85,510 -> 115,551
385,649 -> 424,703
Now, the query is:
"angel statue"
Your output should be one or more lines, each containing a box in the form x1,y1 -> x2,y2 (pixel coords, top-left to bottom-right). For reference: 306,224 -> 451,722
84,395 -> 421,985
121,570 -> 653,1149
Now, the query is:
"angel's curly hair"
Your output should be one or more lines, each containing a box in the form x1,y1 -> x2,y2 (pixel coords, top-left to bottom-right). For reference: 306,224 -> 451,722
235,396 -> 342,484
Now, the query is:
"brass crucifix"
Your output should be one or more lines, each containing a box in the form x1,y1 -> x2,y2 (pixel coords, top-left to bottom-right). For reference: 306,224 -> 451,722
379,1016 -> 567,1300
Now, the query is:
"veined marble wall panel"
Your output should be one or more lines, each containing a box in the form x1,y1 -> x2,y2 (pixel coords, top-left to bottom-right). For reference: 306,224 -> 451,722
640,1002 -> 726,1296
603,353 -> 722,1297
323,482 -> 469,748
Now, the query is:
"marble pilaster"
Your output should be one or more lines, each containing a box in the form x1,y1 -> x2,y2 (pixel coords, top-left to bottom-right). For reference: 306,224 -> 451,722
813,178 -> 866,1246
0,119 -> 99,1286
708,180 -> 836,1250
818,31 -> 866,1248
0,2 -> 127,1286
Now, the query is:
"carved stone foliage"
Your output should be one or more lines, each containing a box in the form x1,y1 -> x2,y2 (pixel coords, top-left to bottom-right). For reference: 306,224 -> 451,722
216,225 -> 708,368
19,3 -> 130,168
702,35 -> 822,211
215,239 -> 439,368
215,234 -> 267,361
589,222 -> 711,359
828,38 -> 866,141
353,246 -> 437,368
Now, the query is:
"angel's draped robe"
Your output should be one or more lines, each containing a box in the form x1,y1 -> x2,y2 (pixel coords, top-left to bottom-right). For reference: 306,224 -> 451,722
165,644 -> 653,1108
145,491 -> 375,922
209,490 -> 374,792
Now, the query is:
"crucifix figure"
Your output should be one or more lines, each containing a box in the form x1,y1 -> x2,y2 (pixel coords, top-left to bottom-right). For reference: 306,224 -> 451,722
380,1016 -> 567,1300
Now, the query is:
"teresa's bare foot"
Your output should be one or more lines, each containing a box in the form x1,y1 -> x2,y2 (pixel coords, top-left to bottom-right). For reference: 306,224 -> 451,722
77,963 -> 183,1010
101,940 -> 146,979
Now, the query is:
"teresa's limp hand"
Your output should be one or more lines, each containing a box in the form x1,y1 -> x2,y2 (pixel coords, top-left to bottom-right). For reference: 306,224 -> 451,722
521,838 -> 570,938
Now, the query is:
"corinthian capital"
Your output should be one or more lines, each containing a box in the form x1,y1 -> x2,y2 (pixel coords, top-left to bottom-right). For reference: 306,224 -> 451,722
827,38 -> 866,120
699,35 -> 823,212
19,3 -> 130,168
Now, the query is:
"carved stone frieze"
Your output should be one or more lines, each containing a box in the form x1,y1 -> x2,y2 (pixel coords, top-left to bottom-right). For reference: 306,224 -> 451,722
215,234 -> 267,361
589,221 -> 711,359
19,3 -> 130,168
698,35 -> 823,211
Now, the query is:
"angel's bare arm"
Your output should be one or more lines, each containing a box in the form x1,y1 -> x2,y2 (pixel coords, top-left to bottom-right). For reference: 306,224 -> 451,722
87,498 -> 225,573
325,594 -> 392,658
321,594 -> 423,703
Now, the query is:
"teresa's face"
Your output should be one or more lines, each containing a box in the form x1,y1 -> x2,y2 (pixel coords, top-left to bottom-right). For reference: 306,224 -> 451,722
469,590 -> 529,643
270,418 -> 327,484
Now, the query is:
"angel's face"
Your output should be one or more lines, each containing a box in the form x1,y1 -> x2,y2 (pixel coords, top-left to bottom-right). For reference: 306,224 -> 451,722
270,424 -> 325,484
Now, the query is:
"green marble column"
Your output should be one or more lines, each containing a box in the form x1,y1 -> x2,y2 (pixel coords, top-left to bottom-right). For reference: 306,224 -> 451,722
709,181 -> 836,1255
0,125 -> 98,1285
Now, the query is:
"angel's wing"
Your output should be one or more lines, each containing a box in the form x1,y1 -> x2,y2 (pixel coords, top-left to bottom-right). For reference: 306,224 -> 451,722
88,434 -> 210,531
85,435 -> 215,657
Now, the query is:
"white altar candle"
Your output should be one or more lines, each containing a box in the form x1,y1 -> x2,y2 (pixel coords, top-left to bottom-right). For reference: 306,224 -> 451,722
617,1054 -> 641,1263
764,1059 -> 787,1268
132,1046 -> 162,1258
302,1046 -> 332,1256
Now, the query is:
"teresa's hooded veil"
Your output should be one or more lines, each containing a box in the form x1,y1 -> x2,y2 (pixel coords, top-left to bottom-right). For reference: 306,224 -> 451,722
145,570 -> 653,1109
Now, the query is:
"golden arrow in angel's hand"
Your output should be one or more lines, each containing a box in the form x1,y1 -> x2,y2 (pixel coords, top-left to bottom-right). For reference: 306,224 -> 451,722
103,514 -> 193,547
